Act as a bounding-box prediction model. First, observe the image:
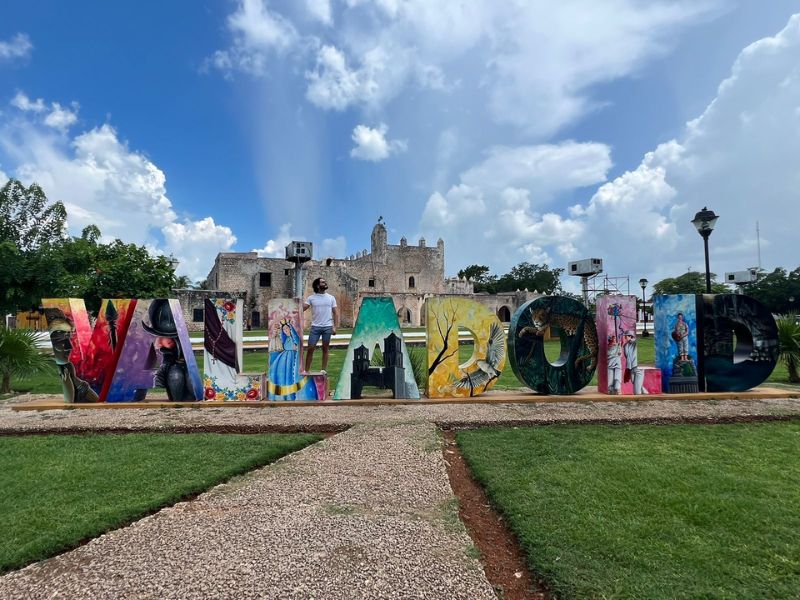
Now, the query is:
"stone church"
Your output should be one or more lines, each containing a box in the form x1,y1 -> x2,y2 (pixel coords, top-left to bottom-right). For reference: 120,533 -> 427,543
176,221 -> 537,331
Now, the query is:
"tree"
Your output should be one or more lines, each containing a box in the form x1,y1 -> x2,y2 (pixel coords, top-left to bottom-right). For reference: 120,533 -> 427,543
457,264 -> 497,293
0,241 -> 27,311
0,325 -> 52,393
0,179 -> 67,251
745,267 -> 800,314
458,264 -> 489,281
652,271 -> 728,296
456,262 -> 564,295
0,180 -> 70,313
174,275 -> 194,289
496,262 -> 564,295
54,236 -> 178,313
0,180 -> 180,315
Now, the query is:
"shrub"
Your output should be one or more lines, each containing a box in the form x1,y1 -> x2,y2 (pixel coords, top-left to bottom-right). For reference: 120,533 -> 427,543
776,313 -> 800,383
0,325 -> 52,394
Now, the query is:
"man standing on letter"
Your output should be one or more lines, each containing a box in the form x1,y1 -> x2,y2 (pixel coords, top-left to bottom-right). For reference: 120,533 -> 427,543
304,277 -> 338,373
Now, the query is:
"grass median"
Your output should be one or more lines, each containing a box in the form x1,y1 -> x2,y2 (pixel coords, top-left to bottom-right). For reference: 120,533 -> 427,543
0,432 -> 321,573
457,422 -> 800,599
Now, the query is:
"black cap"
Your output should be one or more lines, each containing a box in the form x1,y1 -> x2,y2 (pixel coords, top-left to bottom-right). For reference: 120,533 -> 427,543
142,299 -> 179,337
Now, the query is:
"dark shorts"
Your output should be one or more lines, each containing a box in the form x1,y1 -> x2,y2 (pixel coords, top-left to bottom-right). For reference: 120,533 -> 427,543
308,325 -> 333,346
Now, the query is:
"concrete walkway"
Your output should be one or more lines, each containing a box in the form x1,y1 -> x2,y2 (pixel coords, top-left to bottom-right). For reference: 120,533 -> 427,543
2,394 -> 800,599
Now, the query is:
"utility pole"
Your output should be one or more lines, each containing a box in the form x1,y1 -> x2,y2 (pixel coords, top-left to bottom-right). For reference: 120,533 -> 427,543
756,221 -> 762,273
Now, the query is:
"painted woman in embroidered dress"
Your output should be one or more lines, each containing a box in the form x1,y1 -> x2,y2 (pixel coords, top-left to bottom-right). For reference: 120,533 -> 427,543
269,320 -> 317,400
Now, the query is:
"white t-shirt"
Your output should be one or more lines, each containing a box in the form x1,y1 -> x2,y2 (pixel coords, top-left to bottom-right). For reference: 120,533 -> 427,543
305,293 -> 337,327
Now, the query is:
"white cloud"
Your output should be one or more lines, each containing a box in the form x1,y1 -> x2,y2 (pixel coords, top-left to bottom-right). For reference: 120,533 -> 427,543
306,45 -> 369,110
567,13 -> 800,281
350,123 -> 407,161
208,0 -> 299,76
10,93 -> 79,132
228,0 -> 297,50
482,1 -> 721,134
208,0 -> 726,132
419,141 -> 610,272
460,142 -> 612,199
305,0 -> 333,25
344,0 -> 401,18
0,33 -> 32,62
252,223 -> 294,257
213,0 -> 720,134
43,102 -> 79,131
162,218 -> 237,281
320,235 -> 346,258
11,92 -> 45,112
424,13 -> 800,283
1,94 -> 237,280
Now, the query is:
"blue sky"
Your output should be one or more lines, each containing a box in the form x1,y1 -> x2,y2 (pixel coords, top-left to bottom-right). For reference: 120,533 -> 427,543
2,1 -> 799,288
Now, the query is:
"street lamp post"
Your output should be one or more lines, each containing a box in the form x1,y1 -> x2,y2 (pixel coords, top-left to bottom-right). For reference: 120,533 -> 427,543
691,207 -> 719,293
639,277 -> 649,337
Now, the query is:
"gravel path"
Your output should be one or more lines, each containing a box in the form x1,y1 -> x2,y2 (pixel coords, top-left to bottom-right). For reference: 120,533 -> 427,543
3,394 -> 800,433
1,394 -> 800,599
0,421 -> 495,599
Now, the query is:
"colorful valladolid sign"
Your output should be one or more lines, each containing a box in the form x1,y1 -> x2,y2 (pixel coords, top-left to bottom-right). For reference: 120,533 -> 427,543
43,292 -> 778,402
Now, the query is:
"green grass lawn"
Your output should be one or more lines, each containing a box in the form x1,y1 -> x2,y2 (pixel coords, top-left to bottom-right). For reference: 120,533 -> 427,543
5,336 -> 797,397
0,432 -> 321,573
457,422 -> 800,599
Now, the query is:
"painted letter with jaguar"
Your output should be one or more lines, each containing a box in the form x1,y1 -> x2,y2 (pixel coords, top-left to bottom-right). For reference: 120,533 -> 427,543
508,296 -> 597,394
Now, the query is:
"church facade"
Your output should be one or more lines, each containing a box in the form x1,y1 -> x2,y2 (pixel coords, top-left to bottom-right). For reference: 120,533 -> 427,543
176,221 -> 538,331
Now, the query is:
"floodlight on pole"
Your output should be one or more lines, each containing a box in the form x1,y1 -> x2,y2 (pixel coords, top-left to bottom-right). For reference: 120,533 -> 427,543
691,207 -> 718,293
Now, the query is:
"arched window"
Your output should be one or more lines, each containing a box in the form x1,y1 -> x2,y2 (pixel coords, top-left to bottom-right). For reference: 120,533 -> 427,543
497,306 -> 511,322
408,276 -> 416,289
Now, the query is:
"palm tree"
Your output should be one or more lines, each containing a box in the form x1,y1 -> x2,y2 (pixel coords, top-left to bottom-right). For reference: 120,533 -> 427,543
776,314 -> 800,383
0,325 -> 52,394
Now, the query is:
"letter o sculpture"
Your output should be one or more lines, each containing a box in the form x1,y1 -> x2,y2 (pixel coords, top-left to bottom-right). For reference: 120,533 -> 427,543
508,296 -> 598,394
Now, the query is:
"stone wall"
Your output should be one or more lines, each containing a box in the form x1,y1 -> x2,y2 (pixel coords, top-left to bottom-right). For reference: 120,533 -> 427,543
175,289 -> 248,332
177,221 -> 542,331
472,291 -> 540,322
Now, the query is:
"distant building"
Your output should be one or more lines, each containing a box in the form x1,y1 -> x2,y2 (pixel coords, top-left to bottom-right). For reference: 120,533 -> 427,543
176,221 -> 539,331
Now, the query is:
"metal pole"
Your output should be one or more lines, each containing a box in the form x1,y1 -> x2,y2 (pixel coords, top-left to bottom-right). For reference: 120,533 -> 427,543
581,276 -> 589,306
641,287 -> 649,336
294,264 -> 304,298
703,234 -> 711,293
756,221 -> 761,271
